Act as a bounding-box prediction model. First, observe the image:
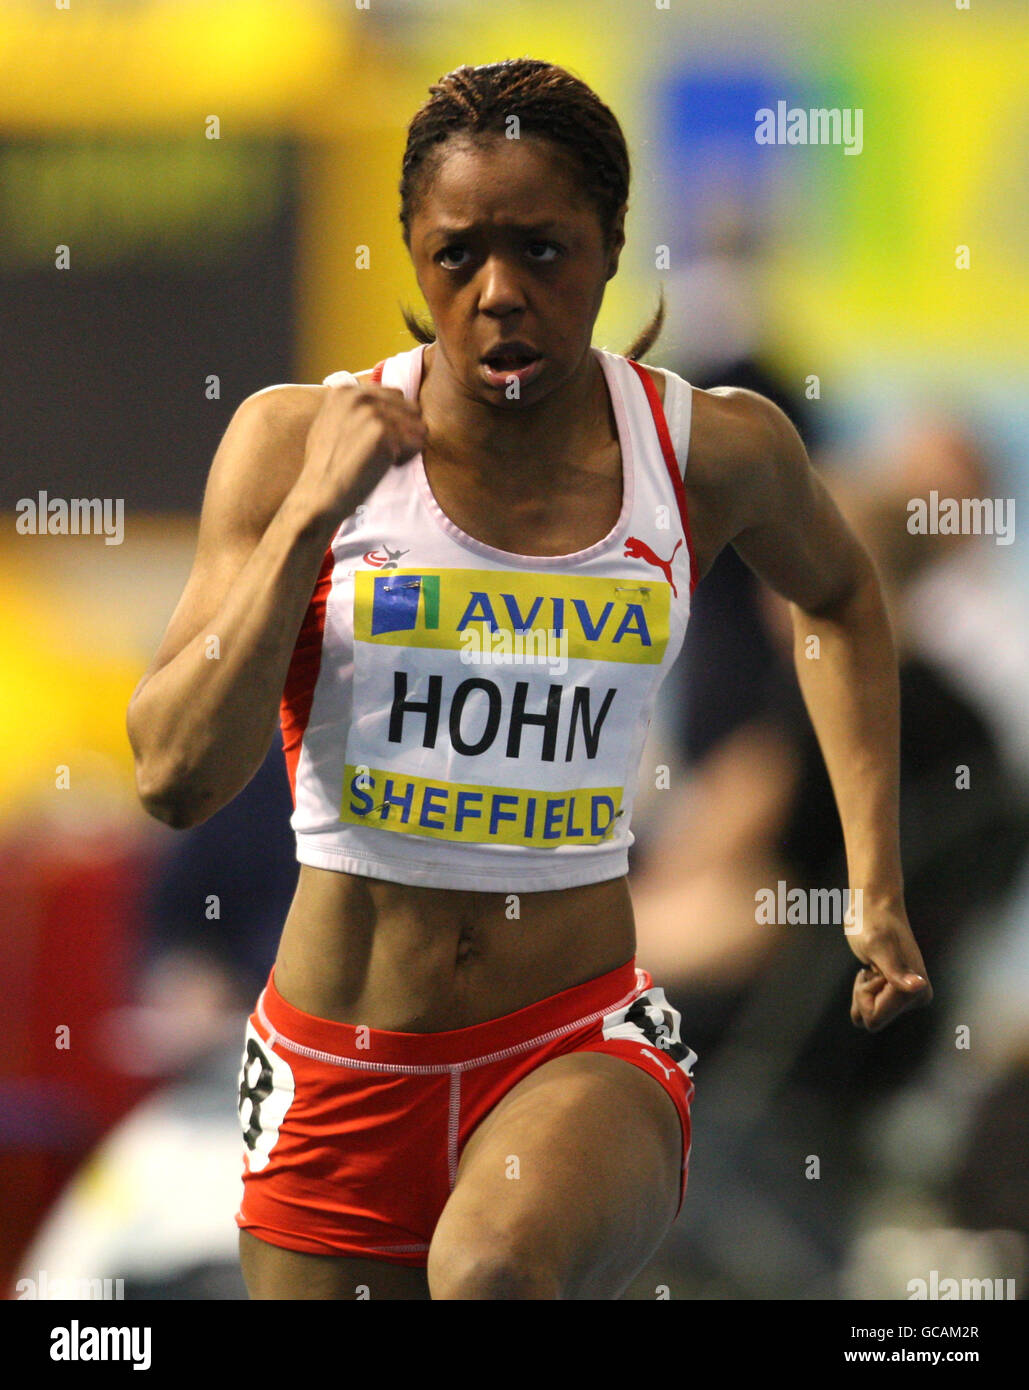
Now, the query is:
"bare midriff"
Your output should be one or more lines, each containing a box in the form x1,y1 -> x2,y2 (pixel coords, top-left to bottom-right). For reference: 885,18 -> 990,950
272,866 -> 637,1031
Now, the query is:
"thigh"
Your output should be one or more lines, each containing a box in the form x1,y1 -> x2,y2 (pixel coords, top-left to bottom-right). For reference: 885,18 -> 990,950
427,1051 -> 683,1301
240,1230 -> 430,1300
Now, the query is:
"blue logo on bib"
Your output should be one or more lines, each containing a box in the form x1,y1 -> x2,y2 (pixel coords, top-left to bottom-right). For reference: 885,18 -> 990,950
370,574 -> 441,635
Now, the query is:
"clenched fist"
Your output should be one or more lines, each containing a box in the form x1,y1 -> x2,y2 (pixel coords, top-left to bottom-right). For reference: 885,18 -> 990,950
847,905 -> 933,1031
294,378 -> 427,524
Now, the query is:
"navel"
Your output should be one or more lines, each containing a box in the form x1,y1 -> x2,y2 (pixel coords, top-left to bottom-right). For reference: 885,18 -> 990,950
455,921 -> 480,966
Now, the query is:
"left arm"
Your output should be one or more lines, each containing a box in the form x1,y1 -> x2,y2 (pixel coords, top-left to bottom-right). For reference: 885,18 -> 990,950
703,389 -> 932,1031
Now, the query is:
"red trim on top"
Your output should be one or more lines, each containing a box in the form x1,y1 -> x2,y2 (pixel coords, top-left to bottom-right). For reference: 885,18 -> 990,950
626,359 -> 699,595
279,360 -> 386,802
280,546 -> 335,804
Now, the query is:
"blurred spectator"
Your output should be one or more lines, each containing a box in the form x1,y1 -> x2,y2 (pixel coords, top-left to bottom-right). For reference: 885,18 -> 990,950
143,732 -> 296,1004
10,735 -> 297,1299
629,409 -> 1029,1296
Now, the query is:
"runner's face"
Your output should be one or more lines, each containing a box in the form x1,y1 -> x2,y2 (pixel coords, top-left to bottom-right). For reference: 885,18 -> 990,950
407,134 -> 622,403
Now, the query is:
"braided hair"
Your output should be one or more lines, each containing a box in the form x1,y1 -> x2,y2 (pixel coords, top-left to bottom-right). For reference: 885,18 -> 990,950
398,58 -> 664,361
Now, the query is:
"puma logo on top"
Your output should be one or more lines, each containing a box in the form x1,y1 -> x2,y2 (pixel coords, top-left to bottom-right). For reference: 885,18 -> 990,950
624,536 -> 683,596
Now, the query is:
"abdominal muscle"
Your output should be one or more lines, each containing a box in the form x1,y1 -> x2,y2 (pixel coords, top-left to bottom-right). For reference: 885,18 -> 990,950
272,865 -> 637,1031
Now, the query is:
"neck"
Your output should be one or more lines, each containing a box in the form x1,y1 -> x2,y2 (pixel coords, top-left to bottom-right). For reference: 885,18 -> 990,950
417,342 -> 608,481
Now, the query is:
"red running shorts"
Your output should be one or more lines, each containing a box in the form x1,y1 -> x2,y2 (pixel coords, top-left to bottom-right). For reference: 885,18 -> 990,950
235,956 -> 697,1266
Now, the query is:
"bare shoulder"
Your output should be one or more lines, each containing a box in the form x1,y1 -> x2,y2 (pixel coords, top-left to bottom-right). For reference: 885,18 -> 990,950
670,385 -> 812,583
211,367 -> 391,537
688,385 -> 801,482
222,369 -> 382,521
196,383 -> 324,544
634,364 -> 796,474
240,380 -> 331,444
631,368 -> 801,493
243,365 -> 379,428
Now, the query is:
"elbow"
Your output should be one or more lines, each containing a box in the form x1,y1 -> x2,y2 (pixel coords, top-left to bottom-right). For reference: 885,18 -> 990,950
126,695 -> 260,828
127,692 -> 205,829
133,760 -> 205,829
132,742 -> 247,829
143,797 -> 203,832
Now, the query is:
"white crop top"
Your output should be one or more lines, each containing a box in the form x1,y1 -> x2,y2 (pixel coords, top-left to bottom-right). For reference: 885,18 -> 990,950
280,343 -> 695,892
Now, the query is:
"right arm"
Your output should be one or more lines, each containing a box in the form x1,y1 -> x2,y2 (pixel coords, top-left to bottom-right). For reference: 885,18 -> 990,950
127,378 -> 426,828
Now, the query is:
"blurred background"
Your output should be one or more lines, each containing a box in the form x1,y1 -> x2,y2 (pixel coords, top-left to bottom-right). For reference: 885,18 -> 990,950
1,0 -> 1026,1300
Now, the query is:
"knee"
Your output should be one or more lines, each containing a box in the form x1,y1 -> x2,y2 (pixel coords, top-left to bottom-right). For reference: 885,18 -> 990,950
427,1237 -> 563,1301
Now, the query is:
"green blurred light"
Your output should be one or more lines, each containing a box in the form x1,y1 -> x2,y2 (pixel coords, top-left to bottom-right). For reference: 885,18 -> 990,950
0,139 -> 288,269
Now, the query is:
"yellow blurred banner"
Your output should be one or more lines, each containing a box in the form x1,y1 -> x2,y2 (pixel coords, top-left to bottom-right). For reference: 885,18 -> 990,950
0,1 -> 345,132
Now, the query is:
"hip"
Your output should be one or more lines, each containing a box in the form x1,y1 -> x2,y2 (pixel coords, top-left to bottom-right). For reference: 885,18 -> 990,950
235,951 -> 698,1264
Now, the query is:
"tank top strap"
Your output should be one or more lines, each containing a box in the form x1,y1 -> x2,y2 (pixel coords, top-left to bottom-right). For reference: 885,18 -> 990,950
624,359 -> 698,594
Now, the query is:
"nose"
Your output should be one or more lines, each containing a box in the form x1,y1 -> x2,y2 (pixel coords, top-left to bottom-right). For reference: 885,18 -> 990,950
477,254 -> 527,317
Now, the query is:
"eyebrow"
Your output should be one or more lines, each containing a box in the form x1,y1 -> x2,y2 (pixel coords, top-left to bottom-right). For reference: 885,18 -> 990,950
427,220 -> 566,241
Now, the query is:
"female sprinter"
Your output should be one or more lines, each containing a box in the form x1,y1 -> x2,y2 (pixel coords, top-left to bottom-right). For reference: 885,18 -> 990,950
127,59 -> 932,1301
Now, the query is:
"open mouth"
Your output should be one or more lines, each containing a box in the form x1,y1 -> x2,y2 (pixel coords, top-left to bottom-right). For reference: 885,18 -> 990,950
481,351 -> 541,371
479,347 -> 544,387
